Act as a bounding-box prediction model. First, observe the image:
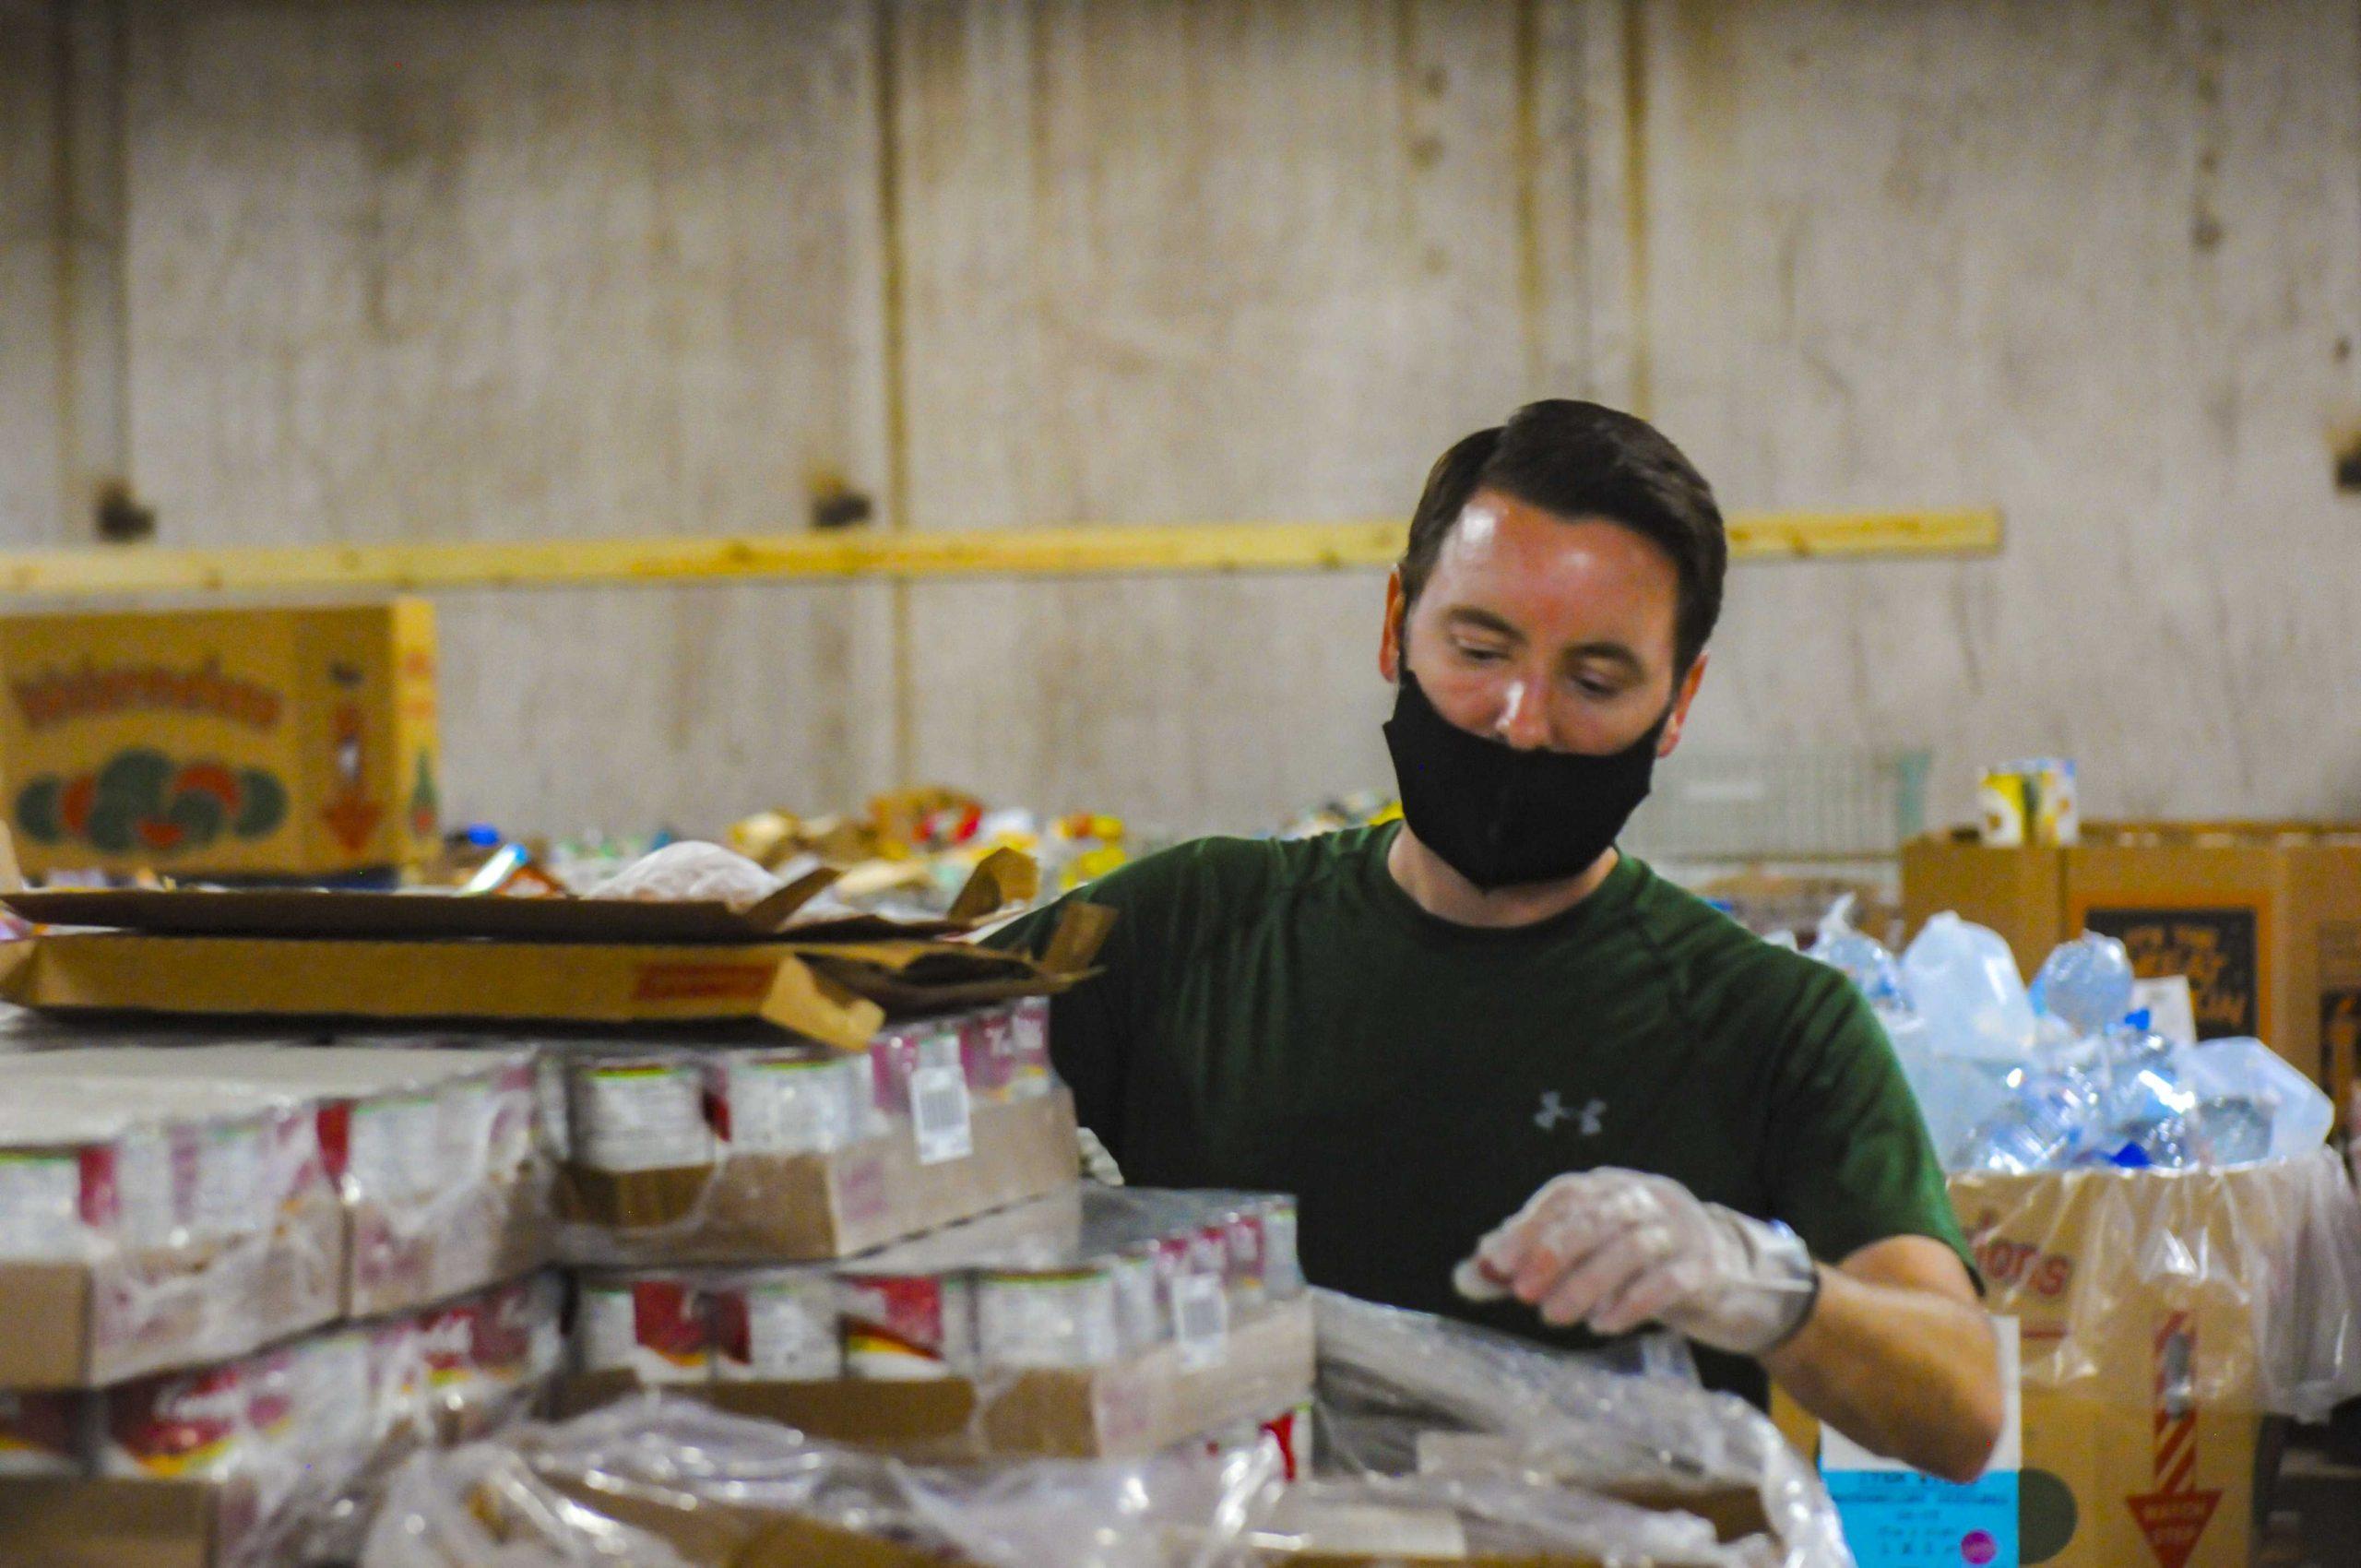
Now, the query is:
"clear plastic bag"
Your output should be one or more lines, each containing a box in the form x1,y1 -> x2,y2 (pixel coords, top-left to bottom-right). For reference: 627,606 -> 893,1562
361,1398 -> 1285,1568
1953,1148 -> 2361,1422
589,841 -> 789,907
362,1292 -> 1854,1568
1311,1292 -> 1851,1568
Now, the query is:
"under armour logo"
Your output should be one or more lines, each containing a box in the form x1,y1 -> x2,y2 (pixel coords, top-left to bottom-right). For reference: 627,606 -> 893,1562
1535,1092 -> 1605,1136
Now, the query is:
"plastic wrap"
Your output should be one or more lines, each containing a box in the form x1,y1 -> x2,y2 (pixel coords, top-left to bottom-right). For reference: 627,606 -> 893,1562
543,1003 -> 1062,1267
360,1398 -> 1283,1568
367,1290 -> 1850,1568
1311,1292 -> 1852,1568
7,1271 -> 564,1568
1953,1146 -> 2361,1422
573,1186 -> 1304,1386
590,841 -> 790,906
0,1040 -> 552,1321
0,1074 -> 338,1383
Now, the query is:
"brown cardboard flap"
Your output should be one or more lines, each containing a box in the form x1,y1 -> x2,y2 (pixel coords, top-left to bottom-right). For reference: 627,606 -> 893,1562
1038,900 -> 1116,976
945,848 -> 1041,925
797,903 -> 1111,1015
0,1478 -> 226,1568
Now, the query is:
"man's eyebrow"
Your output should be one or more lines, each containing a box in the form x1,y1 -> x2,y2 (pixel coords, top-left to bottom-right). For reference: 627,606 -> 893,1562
1558,641 -> 1644,673
1442,607 -> 1522,640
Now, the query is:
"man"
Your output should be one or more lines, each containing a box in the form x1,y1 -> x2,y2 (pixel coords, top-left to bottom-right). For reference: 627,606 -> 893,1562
991,400 -> 2001,1481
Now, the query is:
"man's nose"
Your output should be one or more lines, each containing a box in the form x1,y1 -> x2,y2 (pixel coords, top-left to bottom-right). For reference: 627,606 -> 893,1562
1493,676 -> 1552,751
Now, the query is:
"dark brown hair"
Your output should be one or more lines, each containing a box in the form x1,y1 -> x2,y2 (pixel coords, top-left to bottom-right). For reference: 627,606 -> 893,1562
1399,400 -> 1726,673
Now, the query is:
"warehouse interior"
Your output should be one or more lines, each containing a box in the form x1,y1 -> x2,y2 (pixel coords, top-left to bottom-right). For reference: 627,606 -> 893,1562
2,4 -> 2360,1566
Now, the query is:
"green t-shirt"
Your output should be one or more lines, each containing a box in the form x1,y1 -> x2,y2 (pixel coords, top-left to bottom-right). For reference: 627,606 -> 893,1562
989,824 -> 1967,1404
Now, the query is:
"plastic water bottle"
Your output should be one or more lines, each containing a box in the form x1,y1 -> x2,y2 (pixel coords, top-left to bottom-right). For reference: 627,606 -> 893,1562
1902,913 -> 2039,1063
2180,1037 -> 2336,1160
1952,1068 -> 2104,1173
2098,1025 -> 2194,1124
2029,932 -> 2136,1038
2193,1099 -> 2272,1164
1808,896 -> 1908,1010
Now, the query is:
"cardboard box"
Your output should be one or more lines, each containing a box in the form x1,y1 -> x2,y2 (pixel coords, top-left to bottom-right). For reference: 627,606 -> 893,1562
0,1086 -> 345,1389
553,1293 -> 1316,1460
555,1087 -> 1080,1265
1778,1162 -> 2327,1568
0,600 -> 438,878
1902,822 -> 2361,1103
0,1476 -> 248,1568
0,1044 -> 552,1320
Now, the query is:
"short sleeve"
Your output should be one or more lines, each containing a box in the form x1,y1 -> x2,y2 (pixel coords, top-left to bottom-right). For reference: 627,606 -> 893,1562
979,848 -> 1203,1165
1761,971 -> 1974,1274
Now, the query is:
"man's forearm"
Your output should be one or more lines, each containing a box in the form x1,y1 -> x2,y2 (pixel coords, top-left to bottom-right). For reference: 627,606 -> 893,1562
1763,1264 -> 2002,1483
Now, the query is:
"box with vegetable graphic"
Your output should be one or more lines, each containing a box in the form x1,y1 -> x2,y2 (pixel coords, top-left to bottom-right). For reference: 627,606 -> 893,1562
0,600 -> 438,877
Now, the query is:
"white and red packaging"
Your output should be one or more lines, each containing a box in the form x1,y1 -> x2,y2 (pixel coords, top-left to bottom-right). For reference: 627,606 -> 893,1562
867,1020 -> 964,1123
1259,1197 -> 1303,1301
0,1390 -> 86,1476
473,1274 -> 565,1396
956,1008 -> 1018,1103
974,1265 -> 1126,1370
1111,1244 -> 1165,1353
414,1293 -> 491,1419
285,1326 -> 375,1465
706,1049 -> 870,1158
98,1360 -> 251,1480
1007,998 -> 1054,1099
1218,1203 -> 1268,1312
838,1271 -> 975,1380
709,1267 -> 841,1382
575,1273 -> 712,1384
0,1120 -> 138,1262
565,1056 -> 717,1173
364,1314 -> 433,1449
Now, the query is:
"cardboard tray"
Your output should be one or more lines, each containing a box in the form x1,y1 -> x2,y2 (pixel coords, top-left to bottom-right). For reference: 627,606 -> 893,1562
554,1294 -> 1316,1459
555,1089 -> 1080,1265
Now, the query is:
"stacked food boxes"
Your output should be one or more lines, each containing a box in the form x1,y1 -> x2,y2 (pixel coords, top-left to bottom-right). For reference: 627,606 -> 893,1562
0,848 -> 1313,1562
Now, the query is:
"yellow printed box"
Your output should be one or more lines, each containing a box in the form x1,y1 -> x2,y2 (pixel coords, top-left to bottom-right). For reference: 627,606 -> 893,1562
0,600 -> 439,877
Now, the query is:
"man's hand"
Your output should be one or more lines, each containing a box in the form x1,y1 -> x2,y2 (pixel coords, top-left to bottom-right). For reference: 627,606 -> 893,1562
1453,1168 -> 1818,1357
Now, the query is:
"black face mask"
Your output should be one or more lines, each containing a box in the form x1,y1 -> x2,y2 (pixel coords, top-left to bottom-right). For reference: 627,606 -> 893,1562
1382,665 -> 1668,893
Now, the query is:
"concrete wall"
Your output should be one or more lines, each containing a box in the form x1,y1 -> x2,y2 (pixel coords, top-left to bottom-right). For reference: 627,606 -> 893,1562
3,0 -> 2357,837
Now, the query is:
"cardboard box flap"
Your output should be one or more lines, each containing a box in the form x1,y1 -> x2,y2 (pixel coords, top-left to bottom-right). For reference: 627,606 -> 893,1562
944,847 -> 1041,925
800,902 -> 1111,1015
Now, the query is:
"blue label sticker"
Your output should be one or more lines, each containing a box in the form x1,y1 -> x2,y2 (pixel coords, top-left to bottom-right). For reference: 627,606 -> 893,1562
1824,1468 -> 2019,1567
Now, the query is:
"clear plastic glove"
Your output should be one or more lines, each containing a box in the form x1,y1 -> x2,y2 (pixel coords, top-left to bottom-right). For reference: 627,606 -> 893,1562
1453,1169 -> 1819,1358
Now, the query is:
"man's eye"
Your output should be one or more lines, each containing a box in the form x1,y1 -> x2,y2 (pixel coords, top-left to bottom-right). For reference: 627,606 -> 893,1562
1572,675 -> 1621,698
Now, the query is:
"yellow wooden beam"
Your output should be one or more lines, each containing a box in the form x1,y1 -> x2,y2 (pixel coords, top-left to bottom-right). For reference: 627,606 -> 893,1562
0,510 -> 1999,599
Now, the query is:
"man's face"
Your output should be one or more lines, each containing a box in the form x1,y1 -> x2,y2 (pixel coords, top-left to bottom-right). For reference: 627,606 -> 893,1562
1380,488 -> 1706,757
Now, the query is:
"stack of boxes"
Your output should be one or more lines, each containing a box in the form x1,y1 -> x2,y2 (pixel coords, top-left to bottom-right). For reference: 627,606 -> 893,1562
0,852 -> 1315,1562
